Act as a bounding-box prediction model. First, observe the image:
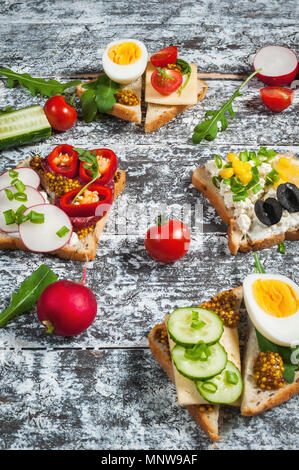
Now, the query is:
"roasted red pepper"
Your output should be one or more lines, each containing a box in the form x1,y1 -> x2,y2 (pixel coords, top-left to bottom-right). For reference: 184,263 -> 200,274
60,183 -> 113,217
79,149 -> 117,185
48,144 -> 79,178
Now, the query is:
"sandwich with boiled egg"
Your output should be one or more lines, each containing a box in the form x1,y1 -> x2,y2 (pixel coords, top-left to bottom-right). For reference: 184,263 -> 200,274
76,41 -> 208,132
192,148 -> 299,254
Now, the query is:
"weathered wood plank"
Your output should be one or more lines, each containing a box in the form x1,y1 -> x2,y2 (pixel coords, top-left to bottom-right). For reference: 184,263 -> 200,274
0,22 -> 297,75
0,348 -> 297,450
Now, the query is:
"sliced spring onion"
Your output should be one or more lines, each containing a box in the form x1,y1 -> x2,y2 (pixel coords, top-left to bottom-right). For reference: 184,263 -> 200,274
225,370 -> 239,385
9,169 -> 18,178
239,150 -> 248,162
222,178 -> 231,185
15,213 -> 31,225
265,168 -> 279,185
14,179 -> 26,193
10,177 -> 20,186
278,242 -> 285,254
251,183 -> 262,194
223,162 -> 232,168
15,204 -> 27,216
201,381 -> 218,394
212,176 -> 220,189
233,191 -> 248,201
248,151 -> 256,160
184,343 -> 212,362
191,311 -> 206,330
56,225 -> 70,238
5,189 -> 14,200
3,209 -> 15,225
214,154 -> 223,169
29,210 -> 45,224
14,192 -> 28,202
254,252 -> 265,273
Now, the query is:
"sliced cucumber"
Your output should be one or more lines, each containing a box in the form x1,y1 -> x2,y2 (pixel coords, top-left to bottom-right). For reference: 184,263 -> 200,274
0,105 -> 51,150
196,361 -> 243,404
171,342 -> 227,380
168,307 -> 223,346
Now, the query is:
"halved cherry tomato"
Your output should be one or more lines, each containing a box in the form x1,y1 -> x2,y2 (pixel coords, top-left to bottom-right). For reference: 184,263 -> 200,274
151,68 -> 183,95
47,144 -> 79,178
60,183 -> 113,217
150,46 -> 178,68
44,95 -> 77,131
260,87 -> 294,112
144,217 -> 191,263
79,149 -> 118,185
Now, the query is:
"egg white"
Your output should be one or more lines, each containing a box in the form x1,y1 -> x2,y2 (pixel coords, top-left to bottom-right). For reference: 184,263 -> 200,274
243,273 -> 299,347
102,39 -> 148,84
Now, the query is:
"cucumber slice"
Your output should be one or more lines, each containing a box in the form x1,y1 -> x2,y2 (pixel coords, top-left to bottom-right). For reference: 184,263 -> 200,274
196,361 -> 243,404
168,307 -> 223,346
0,106 -> 51,150
171,342 -> 227,380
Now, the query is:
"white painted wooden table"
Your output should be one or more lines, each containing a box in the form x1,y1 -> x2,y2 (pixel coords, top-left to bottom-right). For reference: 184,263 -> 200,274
0,0 -> 298,450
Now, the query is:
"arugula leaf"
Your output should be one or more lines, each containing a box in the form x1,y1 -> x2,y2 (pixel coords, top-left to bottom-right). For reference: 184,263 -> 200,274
283,364 -> 297,383
71,148 -> 99,204
80,74 -> 121,120
192,69 -> 261,144
0,265 -> 58,327
176,58 -> 191,76
0,68 -> 80,97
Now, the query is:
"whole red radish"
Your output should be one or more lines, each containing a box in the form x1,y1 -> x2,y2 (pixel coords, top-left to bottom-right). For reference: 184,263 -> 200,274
145,216 -> 191,263
37,280 -> 97,336
44,95 -> 77,131
260,86 -> 294,112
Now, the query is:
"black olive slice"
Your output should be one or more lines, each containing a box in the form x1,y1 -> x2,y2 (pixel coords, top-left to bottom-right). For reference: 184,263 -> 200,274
254,198 -> 283,226
277,182 -> 299,213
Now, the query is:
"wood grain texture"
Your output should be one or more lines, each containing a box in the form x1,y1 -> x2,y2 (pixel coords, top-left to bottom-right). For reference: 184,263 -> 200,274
0,0 -> 298,450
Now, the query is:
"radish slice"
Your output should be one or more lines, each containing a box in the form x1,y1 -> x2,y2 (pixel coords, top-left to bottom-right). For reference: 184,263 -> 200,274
0,167 -> 40,192
253,45 -> 299,86
19,204 -> 72,252
0,185 -> 45,233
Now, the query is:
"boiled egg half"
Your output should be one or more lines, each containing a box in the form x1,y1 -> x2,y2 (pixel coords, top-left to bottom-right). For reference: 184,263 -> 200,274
243,273 -> 299,347
102,39 -> 148,84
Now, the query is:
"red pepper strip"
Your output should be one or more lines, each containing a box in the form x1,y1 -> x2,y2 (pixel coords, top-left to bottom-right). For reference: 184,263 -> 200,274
60,183 -> 113,217
48,144 -> 79,178
79,148 -> 117,185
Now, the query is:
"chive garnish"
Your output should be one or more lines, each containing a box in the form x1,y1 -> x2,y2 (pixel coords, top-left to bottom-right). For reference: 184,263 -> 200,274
56,226 -> 70,238
201,382 -> 217,394
29,210 -> 44,224
3,209 -> 15,225
190,311 -> 206,330
239,150 -> 248,162
14,192 -> 28,202
9,169 -> 18,178
212,176 -> 220,189
5,189 -> 13,200
15,204 -> 27,216
14,179 -> 26,193
278,242 -> 285,254
214,154 -> 223,169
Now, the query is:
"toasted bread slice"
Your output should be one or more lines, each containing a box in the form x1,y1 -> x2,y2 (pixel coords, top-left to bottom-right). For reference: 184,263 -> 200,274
148,286 -> 243,441
0,159 -> 126,261
241,322 -> 299,416
192,165 -> 299,255
148,322 -> 220,442
76,77 -> 142,125
145,79 -> 208,133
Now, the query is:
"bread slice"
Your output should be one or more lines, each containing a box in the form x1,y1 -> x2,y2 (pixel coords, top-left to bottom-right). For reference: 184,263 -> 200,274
76,77 -> 142,125
0,159 -> 126,261
241,322 -> 299,416
145,79 -> 208,133
148,286 -> 243,441
192,165 -> 299,255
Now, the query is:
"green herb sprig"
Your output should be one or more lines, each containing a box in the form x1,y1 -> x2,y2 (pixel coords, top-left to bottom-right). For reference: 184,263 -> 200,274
0,68 -> 80,97
176,59 -> 191,96
71,148 -> 99,204
192,69 -> 261,144
80,74 -> 121,122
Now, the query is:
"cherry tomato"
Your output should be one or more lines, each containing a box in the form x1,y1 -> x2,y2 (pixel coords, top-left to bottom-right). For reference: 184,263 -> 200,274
144,217 -> 191,263
44,95 -> 77,131
260,87 -> 294,112
150,46 -> 178,68
151,68 -> 183,95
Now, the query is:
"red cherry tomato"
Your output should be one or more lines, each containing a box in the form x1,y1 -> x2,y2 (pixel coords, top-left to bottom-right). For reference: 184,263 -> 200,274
44,95 -> 77,131
260,87 -> 294,112
150,46 -> 178,67
144,218 -> 191,263
151,68 -> 183,95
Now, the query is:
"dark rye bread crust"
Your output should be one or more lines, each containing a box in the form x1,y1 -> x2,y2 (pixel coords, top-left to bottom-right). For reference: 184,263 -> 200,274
192,166 -> 299,255
0,159 -> 126,261
148,323 -> 220,442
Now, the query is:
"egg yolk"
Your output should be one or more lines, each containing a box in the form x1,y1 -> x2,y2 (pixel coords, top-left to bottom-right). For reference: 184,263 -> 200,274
108,42 -> 142,65
253,279 -> 299,318
275,157 -> 299,187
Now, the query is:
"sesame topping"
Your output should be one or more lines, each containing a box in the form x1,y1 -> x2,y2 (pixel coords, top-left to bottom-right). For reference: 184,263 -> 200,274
253,351 -> 285,390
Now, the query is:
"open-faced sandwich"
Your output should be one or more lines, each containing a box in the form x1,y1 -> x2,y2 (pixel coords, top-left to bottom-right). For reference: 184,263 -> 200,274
76,42 -> 208,132
149,256 -> 299,441
192,148 -> 299,254
0,145 -> 125,260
